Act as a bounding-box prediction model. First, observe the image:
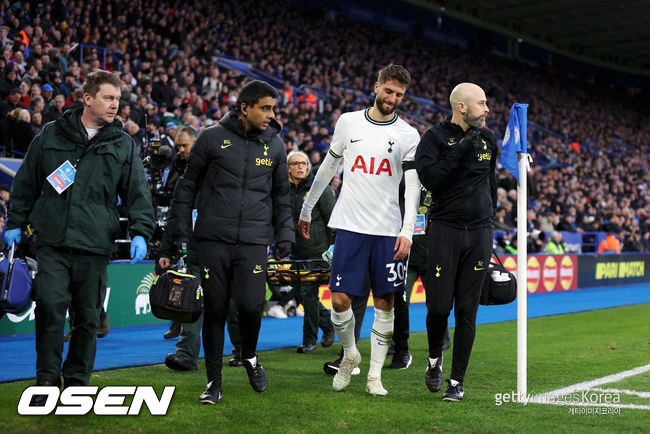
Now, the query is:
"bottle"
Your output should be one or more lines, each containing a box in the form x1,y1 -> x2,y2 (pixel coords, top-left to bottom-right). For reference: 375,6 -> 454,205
322,244 -> 335,265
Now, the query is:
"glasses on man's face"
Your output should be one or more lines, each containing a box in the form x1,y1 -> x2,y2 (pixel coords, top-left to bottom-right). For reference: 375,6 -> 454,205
289,161 -> 308,167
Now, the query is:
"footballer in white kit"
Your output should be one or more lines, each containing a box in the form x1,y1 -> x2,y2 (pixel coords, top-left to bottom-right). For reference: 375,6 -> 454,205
299,64 -> 421,397
326,108 -> 420,238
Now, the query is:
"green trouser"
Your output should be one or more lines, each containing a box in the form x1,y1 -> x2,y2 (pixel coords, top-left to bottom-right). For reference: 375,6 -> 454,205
299,281 -> 332,346
173,263 -> 202,363
33,246 -> 108,385
174,265 -> 241,363
175,311 -> 203,364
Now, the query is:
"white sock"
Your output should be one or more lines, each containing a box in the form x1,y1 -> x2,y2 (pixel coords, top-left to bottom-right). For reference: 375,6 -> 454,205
368,307 -> 393,379
331,307 -> 357,360
450,379 -> 459,387
245,356 -> 257,367
428,357 -> 439,367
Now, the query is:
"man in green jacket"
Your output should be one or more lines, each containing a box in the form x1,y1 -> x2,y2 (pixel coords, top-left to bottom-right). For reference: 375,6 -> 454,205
4,70 -> 155,405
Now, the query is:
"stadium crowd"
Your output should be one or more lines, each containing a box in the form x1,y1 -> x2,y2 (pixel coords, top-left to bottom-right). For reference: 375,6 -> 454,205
0,0 -> 648,252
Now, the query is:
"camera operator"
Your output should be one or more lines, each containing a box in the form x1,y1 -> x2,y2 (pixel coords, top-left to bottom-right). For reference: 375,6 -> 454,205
140,118 -> 160,158
162,126 -> 196,199
139,126 -> 174,261
162,122 -> 178,151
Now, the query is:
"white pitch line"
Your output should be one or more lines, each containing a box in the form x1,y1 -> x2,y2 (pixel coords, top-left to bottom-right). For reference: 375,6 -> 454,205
528,363 -> 650,409
591,388 -> 650,398
531,364 -> 650,398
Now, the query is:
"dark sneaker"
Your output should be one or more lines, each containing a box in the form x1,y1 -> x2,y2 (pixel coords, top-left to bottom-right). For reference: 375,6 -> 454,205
229,352 -> 243,367
323,358 -> 341,375
243,357 -> 267,393
425,354 -> 443,392
442,379 -> 464,401
64,378 -> 85,389
165,353 -> 197,371
97,314 -> 110,338
296,344 -> 316,353
31,379 -> 61,406
164,322 -> 181,339
323,358 -> 361,376
320,327 -> 335,348
389,352 -> 412,370
199,381 -> 222,404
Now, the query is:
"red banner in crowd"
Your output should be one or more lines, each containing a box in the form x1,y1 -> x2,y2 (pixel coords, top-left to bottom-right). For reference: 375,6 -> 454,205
498,254 -> 578,293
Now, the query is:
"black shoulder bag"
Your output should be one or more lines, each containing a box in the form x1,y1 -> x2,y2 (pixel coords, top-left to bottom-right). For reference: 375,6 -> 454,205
480,252 -> 517,306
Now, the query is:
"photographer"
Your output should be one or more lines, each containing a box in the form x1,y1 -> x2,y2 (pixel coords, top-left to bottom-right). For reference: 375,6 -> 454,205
162,126 -> 196,200
140,125 -> 174,261
142,137 -> 174,199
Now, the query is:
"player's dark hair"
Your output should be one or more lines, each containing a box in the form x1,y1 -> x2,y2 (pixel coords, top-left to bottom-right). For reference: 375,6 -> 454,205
377,63 -> 411,89
236,80 -> 278,112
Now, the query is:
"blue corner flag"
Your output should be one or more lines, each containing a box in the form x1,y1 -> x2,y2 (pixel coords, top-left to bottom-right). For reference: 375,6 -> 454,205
500,103 -> 528,182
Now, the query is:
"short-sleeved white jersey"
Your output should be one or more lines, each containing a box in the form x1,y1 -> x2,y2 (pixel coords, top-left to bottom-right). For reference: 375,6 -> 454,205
327,108 -> 420,236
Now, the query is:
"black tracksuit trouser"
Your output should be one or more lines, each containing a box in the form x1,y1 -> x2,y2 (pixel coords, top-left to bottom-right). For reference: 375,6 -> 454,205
198,241 -> 267,384
424,222 -> 492,383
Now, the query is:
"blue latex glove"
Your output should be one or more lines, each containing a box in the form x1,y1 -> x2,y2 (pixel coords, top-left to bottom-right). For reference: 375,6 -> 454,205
3,228 -> 22,247
130,235 -> 147,264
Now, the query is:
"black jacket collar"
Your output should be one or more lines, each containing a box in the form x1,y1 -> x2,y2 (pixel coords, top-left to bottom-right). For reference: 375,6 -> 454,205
443,115 -> 476,137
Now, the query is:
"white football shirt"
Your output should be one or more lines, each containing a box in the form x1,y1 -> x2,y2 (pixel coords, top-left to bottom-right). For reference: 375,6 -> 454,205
327,108 -> 420,236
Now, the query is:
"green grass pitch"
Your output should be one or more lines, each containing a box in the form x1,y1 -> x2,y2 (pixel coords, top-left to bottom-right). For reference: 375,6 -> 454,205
1,303 -> 648,432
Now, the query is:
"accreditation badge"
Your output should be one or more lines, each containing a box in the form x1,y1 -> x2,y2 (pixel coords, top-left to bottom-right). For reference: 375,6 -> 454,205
192,209 -> 198,230
46,160 -> 76,194
414,213 -> 427,235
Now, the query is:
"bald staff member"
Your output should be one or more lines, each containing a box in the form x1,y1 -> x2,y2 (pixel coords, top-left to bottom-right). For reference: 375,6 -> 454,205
415,83 -> 498,402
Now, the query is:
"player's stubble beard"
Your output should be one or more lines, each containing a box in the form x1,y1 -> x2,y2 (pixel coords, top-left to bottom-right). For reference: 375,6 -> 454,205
375,94 -> 398,116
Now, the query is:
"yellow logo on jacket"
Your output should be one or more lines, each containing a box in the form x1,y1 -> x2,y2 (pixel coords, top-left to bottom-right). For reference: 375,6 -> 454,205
477,152 -> 491,162
256,157 -> 273,167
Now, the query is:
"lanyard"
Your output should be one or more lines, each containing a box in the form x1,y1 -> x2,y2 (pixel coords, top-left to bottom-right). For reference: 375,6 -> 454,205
418,191 -> 433,214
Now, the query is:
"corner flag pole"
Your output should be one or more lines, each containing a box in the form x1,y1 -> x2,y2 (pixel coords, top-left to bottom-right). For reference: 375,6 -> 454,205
499,102 -> 530,400
516,152 -> 529,398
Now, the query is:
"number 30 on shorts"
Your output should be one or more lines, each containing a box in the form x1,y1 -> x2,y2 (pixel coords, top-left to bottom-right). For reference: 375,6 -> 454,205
385,262 -> 405,283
